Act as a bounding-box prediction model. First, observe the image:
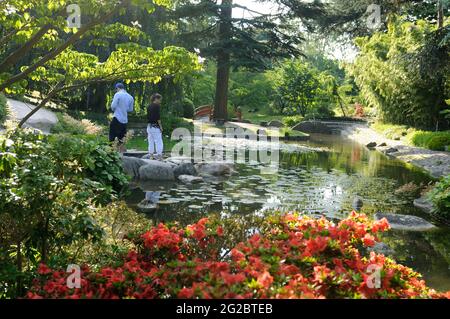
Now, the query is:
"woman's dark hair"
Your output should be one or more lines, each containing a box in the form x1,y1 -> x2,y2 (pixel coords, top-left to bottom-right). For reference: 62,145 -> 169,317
151,93 -> 162,103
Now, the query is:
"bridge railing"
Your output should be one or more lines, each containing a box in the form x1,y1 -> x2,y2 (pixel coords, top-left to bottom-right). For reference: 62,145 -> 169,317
194,105 -> 213,120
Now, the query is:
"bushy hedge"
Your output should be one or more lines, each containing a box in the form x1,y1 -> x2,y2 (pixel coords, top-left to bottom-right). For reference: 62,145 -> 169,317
28,213 -> 449,299
410,131 -> 450,151
173,98 -> 195,119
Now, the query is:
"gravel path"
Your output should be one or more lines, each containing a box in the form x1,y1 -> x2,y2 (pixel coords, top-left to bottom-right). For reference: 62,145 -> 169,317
5,98 -> 58,134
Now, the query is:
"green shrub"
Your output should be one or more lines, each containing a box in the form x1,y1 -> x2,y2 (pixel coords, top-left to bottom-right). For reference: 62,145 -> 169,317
0,129 -> 129,297
183,99 -> 195,119
0,93 -> 8,125
52,113 -> 104,135
283,115 -> 304,127
67,110 -> 110,127
411,131 -> 450,151
428,175 -> 450,221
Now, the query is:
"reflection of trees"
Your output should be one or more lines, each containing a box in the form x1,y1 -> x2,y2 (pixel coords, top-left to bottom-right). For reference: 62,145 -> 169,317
381,230 -> 450,291
423,230 -> 450,265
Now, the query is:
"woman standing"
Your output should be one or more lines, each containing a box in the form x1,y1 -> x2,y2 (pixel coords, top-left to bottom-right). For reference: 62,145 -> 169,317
147,93 -> 164,160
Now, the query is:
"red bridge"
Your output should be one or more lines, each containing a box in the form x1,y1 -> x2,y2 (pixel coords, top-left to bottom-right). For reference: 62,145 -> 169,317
194,105 -> 214,121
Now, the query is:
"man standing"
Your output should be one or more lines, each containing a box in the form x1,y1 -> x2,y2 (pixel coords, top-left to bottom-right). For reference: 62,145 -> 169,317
109,83 -> 134,151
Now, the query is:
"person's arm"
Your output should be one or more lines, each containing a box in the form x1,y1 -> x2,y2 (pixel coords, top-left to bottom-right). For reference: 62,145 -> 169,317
157,105 -> 162,132
111,93 -> 119,112
128,95 -> 134,113
158,120 -> 163,132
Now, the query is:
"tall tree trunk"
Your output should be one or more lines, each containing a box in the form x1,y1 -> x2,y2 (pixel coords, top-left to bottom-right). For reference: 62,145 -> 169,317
437,0 -> 444,29
213,0 -> 233,124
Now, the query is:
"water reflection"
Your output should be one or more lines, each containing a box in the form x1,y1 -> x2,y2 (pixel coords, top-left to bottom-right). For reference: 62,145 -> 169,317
127,133 -> 450,290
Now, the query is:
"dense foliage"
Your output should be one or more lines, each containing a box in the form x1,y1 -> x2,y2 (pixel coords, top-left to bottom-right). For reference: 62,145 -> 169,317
0,129 -> 129,297
429,175 -> 450,221
0,93 -> 7,125
350,17 -> 450,129
190,55 -> 354,121
27,212 -> 450,299
410,131 -> 450,151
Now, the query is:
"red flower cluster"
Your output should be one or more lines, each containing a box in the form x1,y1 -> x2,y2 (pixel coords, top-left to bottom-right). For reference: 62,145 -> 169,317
27,212 -> 450,299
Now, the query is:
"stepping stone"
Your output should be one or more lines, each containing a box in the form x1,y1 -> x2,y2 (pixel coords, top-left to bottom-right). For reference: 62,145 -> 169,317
374,212 -> 436,231
413,197 -> 434,214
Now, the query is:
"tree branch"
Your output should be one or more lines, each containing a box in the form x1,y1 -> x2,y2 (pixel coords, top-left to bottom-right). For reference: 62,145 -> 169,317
18,80 -> 65,128
0,24 -> 53,73
0,0 -> 129,92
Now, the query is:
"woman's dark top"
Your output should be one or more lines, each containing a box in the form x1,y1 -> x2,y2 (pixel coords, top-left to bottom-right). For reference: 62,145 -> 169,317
147,103 -> 161,127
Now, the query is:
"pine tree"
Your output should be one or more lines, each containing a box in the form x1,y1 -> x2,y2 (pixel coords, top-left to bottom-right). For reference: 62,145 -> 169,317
171,0 -> 326,122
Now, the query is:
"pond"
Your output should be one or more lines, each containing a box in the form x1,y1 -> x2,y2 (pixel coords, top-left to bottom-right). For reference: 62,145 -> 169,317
127,133 -> 450,291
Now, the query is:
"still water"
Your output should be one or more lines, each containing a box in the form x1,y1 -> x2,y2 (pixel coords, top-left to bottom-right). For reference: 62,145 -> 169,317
127,134 -> 450,291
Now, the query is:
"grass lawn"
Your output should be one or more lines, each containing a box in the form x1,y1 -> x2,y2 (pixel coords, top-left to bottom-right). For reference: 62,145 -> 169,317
241,107 -> 284,125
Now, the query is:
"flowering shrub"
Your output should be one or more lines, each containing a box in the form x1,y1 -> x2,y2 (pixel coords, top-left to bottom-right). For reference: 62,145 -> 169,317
27,213 -> 450,299
354,103 -> 365,118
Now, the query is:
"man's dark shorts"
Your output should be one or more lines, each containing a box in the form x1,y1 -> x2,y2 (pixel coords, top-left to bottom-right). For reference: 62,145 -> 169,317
109,117 -> 127,143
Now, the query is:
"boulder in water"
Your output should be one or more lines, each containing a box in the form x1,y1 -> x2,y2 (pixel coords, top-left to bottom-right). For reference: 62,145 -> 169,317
368,242 -> 395,256
174,162 -> 197,178
378,147 -> 399,155
139,160 -> 176,181
374,212 -> 436,231
122,156 -> 148,179
352,196 -> 364,211
137,201 -> 158,213
195,163 -> 233,176
178,175 -> 203,184
366,142 -> 377,149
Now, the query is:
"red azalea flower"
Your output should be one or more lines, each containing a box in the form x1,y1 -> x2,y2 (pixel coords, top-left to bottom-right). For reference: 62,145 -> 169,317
178,287 -> 194,299
363,234 -> 376,247
37,263 -> 52,275
257,271 -> 273,289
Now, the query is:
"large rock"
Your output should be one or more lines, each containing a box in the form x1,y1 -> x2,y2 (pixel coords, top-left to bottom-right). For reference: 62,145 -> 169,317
413,197 -> 434,214
173,162 -> 197,178
292,121 -> 332,134
122,156 -> 148,179
352,196 -> 364,211
139,160 -> 175,181
368,242 -> 395,256
378,146 -> 399,155
374,212 -> 436,231
267,120 -> 284,128
366,142 -> 377,149
195,162 -> 233,176
137,201 -> 158,213
178,175 -> 203,184
166,156 -> 194,165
